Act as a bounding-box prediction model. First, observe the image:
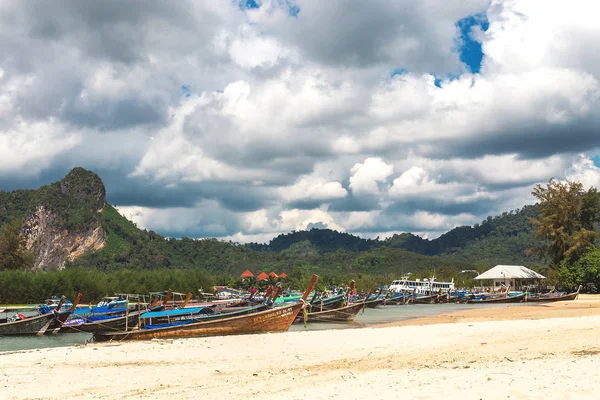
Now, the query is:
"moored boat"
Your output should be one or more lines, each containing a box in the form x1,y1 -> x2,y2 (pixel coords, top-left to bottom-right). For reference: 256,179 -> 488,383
300,302 -> 365,323
93,274 -> 319,342
465,293 -> 525,303
363,297 -> 385,308
525,286 -> 581,302
0,313 -> 56,336
405,294 -> 438,304
60,310 -> 143,334
0,295 -> 80,336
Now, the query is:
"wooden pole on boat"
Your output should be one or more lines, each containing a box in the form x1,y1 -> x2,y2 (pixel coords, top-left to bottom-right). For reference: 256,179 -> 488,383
270,284 -> 283,304
37,295 -> 65,336
181,293 -> 193,308
264,285 -> 274,301
52,293 -> 82,334
301,274 -> 319,302
55,296 -> 66,312
162,289 -> 173,307
36,317 -> 53,336
149,295 -> 159,310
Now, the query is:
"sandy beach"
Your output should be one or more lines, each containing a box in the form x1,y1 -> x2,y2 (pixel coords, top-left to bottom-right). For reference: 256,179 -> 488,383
3,296 -> 600,400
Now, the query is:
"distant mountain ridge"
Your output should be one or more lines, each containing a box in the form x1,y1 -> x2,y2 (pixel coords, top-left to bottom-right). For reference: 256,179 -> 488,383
246,205 -> 540,259
0,168 -> 544,273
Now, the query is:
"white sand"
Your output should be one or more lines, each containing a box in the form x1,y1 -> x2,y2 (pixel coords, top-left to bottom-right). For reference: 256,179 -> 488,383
2,313 -> 600,400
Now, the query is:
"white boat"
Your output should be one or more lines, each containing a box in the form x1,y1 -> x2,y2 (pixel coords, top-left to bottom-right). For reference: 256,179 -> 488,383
388,278 -> 455,294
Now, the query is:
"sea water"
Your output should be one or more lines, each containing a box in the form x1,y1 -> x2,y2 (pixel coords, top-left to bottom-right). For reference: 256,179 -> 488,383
0,302 -> 530,352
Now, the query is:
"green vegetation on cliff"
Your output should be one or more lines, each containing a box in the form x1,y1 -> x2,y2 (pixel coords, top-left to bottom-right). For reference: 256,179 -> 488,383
0,167 -> 105,231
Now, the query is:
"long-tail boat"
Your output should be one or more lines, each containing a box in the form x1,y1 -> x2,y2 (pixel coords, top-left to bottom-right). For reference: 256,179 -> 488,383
300,301 -> 365,323
93,274 -> 319,342
382,293 -> 407,305
363,291 -> 385,308
405,294 -> 438,304
525,285 -> 581,302
0,295 -> 75,336
60,310 -> 143,334
305,292 -> 346,312
47,293 -> 82,334
0,312 -> 57,336
465,293 -> 525,303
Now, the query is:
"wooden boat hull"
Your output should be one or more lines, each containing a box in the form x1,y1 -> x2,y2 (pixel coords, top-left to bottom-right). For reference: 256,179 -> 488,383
364,298 -> 384,308
93,303 -> 303,342
60,311 -> 142,334
406,295 -> 438,304
299,302 -> 365,323
466,293 -> 525,303
383,296 -> 407,305
306,299 -> 345,312
437,295 -> 462,304
0,313 -> 55,336
525,291 -> 579,302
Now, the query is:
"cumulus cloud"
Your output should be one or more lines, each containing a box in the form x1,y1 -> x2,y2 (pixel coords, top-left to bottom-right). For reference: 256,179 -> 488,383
279,176 -> 347,203
2,0 -> 600,241
349,158 -> 394,196
565,155 -> 600,190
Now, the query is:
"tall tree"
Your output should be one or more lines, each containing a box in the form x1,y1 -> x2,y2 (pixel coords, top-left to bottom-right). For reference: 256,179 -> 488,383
528,179 -> 599,265
580,187 -> 600,230
0,220 -> 34,270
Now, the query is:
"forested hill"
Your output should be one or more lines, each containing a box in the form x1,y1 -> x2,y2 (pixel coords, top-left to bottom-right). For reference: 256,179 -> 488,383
246,205 -> 540,260
1,167 -> 544,275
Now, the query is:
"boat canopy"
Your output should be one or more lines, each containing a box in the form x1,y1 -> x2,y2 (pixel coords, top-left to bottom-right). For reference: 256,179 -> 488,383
140,307 -> 213,319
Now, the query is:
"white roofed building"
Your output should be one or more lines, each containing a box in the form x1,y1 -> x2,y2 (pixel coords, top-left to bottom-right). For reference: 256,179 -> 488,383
475,265 -> 546,292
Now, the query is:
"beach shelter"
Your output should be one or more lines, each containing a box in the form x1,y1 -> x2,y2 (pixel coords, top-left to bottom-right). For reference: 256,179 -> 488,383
256,272 -> 269,281
279,272 -> 288,279
269,272 -> 279,279
475,265 -> 546,292
240,269 -> 254,279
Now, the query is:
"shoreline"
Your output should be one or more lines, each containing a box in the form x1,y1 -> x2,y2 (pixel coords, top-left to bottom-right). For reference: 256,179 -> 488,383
376,293 -> 600,327
2,296 -> 600,399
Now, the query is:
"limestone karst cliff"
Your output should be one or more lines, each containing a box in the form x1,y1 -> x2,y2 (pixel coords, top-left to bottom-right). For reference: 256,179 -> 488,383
0,168 -> 107,270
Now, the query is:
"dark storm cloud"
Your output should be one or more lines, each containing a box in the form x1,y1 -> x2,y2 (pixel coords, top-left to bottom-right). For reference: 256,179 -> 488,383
63,97 -> 168,131
109,179 -> 271,212
155,210 -> 243,239
427,119 -> 600,160
273,0 -> 488,73
0,0 -> 227,130
1,0 -> 198,64
384,197 -> 497,217
328,194 -> 382,212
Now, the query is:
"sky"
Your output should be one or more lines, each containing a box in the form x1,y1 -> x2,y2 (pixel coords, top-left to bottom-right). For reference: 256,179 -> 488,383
1,0 -> 600,243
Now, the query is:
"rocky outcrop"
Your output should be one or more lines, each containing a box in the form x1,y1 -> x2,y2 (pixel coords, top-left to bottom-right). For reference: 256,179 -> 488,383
21,205 -> 105,270
0,167 -> 110,271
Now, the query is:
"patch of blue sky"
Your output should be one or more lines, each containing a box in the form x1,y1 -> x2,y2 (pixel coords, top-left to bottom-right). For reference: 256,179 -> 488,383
239,0 -> 260,9
181,85 -> 191,97
432,74 -> 462,88
456,13 -> 489,74
592,155 -> 600,168
391,68 -> 407,77
288,4 -> 300,17
239,0 -> 299,16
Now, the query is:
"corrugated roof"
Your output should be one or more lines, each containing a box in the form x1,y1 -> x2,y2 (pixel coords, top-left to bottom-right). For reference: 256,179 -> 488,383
475,265 -> 546,280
